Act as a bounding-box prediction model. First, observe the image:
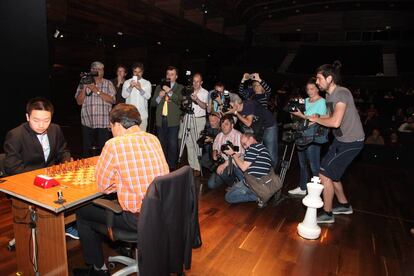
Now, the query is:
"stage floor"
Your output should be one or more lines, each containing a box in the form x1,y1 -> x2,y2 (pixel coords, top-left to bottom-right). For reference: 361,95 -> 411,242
1,162 -> 413,276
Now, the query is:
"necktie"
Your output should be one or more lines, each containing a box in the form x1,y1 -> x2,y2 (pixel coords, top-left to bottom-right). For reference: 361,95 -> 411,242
162,95 -> 169,116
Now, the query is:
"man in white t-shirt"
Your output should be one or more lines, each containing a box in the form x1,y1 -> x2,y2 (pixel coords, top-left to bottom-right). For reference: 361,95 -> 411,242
122,62 -> 152,131
183,73 -> 208,175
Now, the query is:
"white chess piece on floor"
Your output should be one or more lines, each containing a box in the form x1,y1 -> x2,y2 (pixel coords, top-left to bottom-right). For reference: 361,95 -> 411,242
297,176 -> 324,239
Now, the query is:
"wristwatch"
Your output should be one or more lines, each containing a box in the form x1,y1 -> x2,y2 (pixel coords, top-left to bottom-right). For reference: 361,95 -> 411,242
234,110 -> 238,115
97,91 -> 101,95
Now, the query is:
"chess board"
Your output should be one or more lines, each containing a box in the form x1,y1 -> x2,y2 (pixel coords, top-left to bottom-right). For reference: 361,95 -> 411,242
45,159 -> 97,186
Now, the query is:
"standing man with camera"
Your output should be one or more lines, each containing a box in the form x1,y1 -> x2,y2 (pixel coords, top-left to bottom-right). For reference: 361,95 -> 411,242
122,62 -> 152,131
75,61 -> 116,157
239,73 -> 272,108
207,114 -> 244,189
227,93 -> 278,168
308,61 -> 364,224
182,73 -> 208,176
151,66 -> 183,171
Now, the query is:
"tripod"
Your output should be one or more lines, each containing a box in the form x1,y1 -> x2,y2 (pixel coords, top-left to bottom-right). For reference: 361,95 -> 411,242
272,141 -> 296,206
178,111 -> 203,176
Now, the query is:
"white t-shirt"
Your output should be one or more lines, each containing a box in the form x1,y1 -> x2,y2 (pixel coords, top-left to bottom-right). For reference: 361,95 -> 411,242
122,77 -> 152,119
192,87 -> 208,117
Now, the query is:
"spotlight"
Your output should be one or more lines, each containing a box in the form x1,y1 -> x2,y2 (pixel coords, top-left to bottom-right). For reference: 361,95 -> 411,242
60,34 -> 64,38
117,31 -> 123,36
112,44 -> 116,48
53,29 -> 60,38
157,41 -> 162,45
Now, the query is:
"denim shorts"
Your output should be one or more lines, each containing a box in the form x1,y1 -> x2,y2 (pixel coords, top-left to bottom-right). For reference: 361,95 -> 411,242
320,139 -> 364,181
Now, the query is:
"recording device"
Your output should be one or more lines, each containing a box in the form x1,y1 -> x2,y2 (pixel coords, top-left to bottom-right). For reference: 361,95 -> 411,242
80,71 -> 98,85
211,155 -> 226,172
132,76 -> 138,82
161,78 -> 171,88
249,74 -> 256,80
196,130 -> 216,147
181,71 -> 196,114
221,91 -> 231,113
221,140 -> 240,154
284,98 -> 306,113
210,90 -> 220,100
282,119 -> 310,143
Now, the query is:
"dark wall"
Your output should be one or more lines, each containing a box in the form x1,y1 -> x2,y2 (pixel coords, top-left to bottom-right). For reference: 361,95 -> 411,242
0,0 -> 50,148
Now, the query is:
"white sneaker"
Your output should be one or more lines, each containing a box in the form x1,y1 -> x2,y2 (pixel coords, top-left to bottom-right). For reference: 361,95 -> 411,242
288,187 -> 307,195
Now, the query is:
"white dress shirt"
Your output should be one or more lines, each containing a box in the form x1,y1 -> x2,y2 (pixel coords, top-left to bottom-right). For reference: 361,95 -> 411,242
122,77 -> 152,119
37,133 -> 50,162
192,87 -> 208,117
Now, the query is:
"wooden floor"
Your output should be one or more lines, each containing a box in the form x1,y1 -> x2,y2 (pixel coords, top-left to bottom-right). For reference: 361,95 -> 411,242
1,161 -> 414,276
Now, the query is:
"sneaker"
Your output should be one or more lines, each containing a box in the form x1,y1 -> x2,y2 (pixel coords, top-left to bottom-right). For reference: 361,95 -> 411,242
65,226 -> 80,240
288,187 -> 307,196
257,199 -> 267,208
332,204 -> 353,215
317,211 -> 335,224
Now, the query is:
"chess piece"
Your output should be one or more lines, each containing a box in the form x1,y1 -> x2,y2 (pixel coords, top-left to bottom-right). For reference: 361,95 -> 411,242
297,176 -> 324,239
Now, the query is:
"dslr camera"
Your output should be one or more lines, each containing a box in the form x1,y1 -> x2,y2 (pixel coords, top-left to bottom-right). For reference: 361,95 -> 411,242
221,91 -> 231,113
80,71 -> 98,85
220,140 -> 239,154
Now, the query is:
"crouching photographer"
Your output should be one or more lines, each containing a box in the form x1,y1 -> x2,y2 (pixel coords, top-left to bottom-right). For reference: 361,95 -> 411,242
207,115 -> 244,189
285,78 -> 328,196
224,133 -> 281,208
199,114 -> 221,172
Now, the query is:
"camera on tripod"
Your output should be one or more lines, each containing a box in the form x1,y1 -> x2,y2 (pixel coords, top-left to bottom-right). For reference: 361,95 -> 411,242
80,71 -> 98,85
282,119 -> 309,143
221,140 -> 239,154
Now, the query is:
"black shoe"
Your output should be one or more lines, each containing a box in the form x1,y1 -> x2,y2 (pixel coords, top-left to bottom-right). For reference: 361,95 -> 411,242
73,267 -> 110,276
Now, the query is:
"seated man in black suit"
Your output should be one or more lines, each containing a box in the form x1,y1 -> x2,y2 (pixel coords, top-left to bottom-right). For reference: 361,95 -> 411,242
3,97 -> 77,238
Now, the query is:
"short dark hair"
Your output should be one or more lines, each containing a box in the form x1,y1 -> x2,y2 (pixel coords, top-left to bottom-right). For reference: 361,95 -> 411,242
166,65 -> 178,75
116,64 -> 128,73
215,81 -> 225,88
109,104 -> 142,129
26,97 -> 54,116
220,114 -> 235,125
315,60 -> 342,84
242,132 -> 258,141
131,62 -> 144,71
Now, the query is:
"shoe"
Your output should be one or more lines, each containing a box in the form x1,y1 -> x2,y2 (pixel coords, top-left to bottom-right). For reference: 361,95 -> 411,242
73,267 -> 110,276
317,211 -> 335,224
257,199 -> 267,208
332,204 -> 353,215
288,187 -> 307,196
65,226 -> 80,240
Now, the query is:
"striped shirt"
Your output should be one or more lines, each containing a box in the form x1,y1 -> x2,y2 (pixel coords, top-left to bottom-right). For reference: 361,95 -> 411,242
75,79 -> 116,128
239,80 -> 272,108
95,128 -> 169,213
244,143 -> 272,178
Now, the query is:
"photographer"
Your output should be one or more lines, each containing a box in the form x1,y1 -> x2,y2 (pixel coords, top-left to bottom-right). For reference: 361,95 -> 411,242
227,93 -> 278,168
110,64 -> 127,104
150,66 -> 184,171
223,133 -> 272,206
207,82 -> 228,114
122,62 -> 152,131
181,73 -> 208,176
207,114 -> 244,189
199,114 -> 221,172
287,78 -> 327,196
308,61 -> 365,224
75,61 -> 116,157
239,73 -> 272,108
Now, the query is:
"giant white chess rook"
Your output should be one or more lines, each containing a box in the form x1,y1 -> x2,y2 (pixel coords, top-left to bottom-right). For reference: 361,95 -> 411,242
297,176 -> 324,239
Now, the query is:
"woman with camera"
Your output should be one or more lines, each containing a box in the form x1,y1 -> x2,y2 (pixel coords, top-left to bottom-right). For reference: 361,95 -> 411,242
288,78 -> 327,195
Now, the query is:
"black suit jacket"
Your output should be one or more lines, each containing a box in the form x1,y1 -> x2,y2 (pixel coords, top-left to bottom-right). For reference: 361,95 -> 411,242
138,166 -> 202,276
4,122 -> 71,175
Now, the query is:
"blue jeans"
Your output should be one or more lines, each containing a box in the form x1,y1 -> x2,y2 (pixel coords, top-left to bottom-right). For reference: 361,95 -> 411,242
297,144 -> 321,190
263,124 -> 278,168
157,118 -> 179,170
225,180 -> 257,203
208,165 -> 243,189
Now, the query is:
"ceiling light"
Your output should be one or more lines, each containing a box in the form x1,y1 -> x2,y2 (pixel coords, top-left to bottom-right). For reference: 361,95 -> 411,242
117,31 -> 123,36
157,41 -> 162,45
60,34 -> 64,38
296,28 -> 301,32
112,44 -> 116,48
53,29 -> 60,38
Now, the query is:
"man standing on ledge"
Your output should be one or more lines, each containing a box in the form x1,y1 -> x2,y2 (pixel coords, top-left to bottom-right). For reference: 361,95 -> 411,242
308,61 -> 365,224
151,66 -> 184,171
75,61 -> 116,157
74,104 -> 169,276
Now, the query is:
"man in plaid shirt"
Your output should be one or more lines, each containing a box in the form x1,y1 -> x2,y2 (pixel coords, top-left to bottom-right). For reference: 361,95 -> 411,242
75,61 -> 116,157
74,104 -> 169,276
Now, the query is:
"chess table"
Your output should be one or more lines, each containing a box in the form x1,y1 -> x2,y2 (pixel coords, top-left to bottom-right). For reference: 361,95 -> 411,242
0,157 -> 103,276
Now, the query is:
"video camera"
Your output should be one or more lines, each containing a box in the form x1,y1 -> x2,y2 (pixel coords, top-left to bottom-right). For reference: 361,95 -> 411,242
80,71 -> 98,86
221,140 -> 239,154
221,91 -> 231,113
181,70 -> 195,114
282,119 -> 309,143
284,98 -> 306,113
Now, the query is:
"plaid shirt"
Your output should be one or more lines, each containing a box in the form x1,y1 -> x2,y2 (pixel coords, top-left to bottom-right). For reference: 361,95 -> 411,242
95,128 -> 169,213
75,79 -> 116,128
